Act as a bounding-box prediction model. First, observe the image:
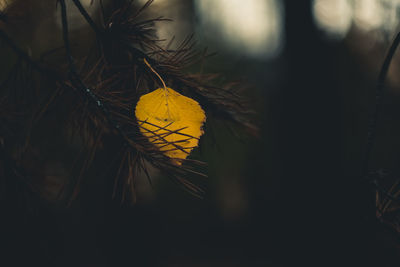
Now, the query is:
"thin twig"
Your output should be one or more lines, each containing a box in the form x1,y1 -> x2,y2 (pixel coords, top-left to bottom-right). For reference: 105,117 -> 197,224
72,0 -> 103,36
59,0 -> 124,137
362,32 -> 400,180
70,0 -> 157,69
0,29 -> 58,77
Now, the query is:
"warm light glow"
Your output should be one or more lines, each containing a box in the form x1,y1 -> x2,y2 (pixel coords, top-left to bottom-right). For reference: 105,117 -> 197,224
379,0 -> 400,34
137,0 -> 192,50
354,0 -> 383,31
195,0 -> 284,59
312,0 -> 353,39
0,0 -> 13,11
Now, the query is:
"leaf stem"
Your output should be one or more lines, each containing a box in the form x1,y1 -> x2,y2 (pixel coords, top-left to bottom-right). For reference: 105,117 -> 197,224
143,58 -> 167,91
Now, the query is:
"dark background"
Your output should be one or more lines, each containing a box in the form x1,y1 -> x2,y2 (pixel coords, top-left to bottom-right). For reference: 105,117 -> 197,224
2,0 -> 400,266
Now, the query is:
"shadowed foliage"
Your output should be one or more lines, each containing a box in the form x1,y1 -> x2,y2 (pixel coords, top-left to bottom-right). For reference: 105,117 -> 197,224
0,0 -> 254,204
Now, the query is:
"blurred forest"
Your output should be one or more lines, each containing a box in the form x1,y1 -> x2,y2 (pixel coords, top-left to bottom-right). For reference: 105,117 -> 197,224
2,0 -> 400,266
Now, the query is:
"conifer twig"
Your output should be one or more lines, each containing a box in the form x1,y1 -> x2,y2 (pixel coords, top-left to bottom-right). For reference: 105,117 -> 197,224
59,0 -> 124,138
71,0 -> 102,36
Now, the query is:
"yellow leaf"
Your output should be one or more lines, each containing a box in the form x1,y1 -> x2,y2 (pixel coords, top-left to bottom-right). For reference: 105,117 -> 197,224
135,87 -> 206,165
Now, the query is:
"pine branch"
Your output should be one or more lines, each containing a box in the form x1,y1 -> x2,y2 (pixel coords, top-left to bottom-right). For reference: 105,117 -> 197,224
0,0 -> 253,202
58,0 -> 202,201
59,0 -> 128,145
